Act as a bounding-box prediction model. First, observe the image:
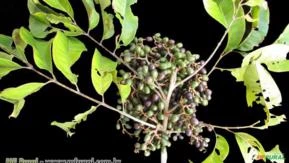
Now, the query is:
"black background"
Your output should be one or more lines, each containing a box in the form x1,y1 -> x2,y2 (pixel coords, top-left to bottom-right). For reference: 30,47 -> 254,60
0,0 -> 288,163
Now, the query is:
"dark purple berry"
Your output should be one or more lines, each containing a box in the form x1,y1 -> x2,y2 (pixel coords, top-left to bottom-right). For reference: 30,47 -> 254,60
144,100 -> 152,108
151,94 -> 160,102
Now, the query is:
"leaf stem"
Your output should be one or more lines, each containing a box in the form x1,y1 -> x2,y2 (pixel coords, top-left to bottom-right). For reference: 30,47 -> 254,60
207,121 -> 261,130
83,33 -> 137,74
27,66 -> 156,129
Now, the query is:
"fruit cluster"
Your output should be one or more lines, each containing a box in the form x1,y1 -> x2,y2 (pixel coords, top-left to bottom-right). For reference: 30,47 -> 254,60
116,33 -> 213,156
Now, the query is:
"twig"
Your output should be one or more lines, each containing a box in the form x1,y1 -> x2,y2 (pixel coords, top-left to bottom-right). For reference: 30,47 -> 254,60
83,33 -> 137,74
207,121 -> 261,130
175,29 -> 229,88
27,66 -> 156,129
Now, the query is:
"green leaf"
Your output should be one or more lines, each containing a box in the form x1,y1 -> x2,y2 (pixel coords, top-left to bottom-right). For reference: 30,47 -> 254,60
92,72 -> 113,96
203,0 -> 246,52
102,13 -> 115,41
203,0 -> 234,28
43,0 -> 74,18
52,31 -> 87,84
51,121 -> 76,137
0,82 -> 45,101
203,134 -> 229,163
29,15 -> 51,38
238,1 -> 270,52
235,132 -> 266,163
91,49 -> 116,95
0,82 -> 46,118
43,13 -> 83,36
74,106 -> 98,123
0,58 -> 22,79
82,0 -> 100,32
228,44 -> 289,111
113,0 -> 138,46
0,34 -> 13,52
27,0 -> 61,15
242,44 -> 289,72
0,52 -> 13,60
117,83 -> 131,103
96,0 -> 115,41
19,27 -> 53,73
9,99 -> 25,119
256,113 -> 287,129
91,49 -> 117,75
12,29 -> 28,62
275,24 -> 289,45
265,145 -> 285,163
51,106 -> 98,136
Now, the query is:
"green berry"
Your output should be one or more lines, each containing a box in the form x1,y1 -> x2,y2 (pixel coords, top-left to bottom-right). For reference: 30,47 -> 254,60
157,101 -> 165,110
151,70 -> 158,79
147,110 -> 154,117
159,62 -> 172,70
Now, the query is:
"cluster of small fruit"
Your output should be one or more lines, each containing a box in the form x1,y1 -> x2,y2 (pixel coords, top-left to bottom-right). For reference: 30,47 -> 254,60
116,34 -> 212,156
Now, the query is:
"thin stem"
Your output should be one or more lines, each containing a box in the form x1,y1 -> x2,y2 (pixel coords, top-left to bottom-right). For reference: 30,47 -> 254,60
83,33 -> 137,74
207,121 -> 261,130
175,29 -> 229,88
28,67 -> 156,129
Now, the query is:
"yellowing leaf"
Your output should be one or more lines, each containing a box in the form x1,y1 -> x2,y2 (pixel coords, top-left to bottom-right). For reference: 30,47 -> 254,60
53,31 -> 87,84
12,29 -> 28,62
235,132 -> 266,163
